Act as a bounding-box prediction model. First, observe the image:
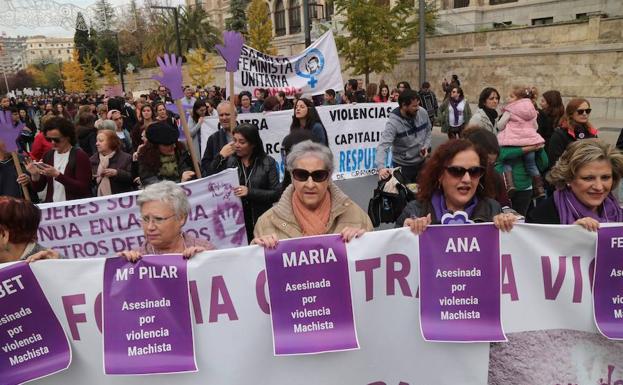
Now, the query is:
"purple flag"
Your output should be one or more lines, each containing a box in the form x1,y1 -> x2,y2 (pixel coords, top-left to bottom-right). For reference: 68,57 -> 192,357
0,262 -> 71,384
418,224 -> 506,342
264,235 -> 359,355
594,226 -> 623,339
102,255 -> 197,374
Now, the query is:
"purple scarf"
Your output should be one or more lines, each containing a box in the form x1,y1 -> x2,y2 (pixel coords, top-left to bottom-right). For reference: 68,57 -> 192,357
553,188 -> 623,224
431,190 -> 478,224
449,96 -> 464,126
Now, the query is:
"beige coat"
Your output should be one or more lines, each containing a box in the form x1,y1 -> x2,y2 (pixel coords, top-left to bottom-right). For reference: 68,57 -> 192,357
253,183 -> 373,240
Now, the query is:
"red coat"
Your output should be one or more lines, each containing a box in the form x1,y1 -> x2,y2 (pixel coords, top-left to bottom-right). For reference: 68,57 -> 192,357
32,148 -> 93,202
30,132 -> 53,161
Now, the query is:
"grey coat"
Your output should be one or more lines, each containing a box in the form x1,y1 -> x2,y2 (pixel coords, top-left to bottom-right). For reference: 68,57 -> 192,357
376,107 -> 432,169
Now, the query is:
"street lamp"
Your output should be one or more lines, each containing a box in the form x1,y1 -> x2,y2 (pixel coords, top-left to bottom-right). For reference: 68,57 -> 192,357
151,5 -> 182,59
418,0 -> 426,87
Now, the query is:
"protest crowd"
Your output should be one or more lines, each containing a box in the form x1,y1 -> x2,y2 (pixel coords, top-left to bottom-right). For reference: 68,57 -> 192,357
0,72 -> 621,263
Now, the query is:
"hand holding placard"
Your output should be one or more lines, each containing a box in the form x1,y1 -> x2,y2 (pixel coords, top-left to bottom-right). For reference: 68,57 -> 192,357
152,53 -> 184,100
215,31 -> 245,72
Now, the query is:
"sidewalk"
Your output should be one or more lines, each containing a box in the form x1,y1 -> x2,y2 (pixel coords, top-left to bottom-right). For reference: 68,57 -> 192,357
590,117 -> 622,146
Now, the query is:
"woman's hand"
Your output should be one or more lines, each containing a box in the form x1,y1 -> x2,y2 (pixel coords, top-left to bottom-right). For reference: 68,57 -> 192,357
24,159 -> 41,181
219,142 -> 235,158
252,234 -> 279,249
16,173 -> 30,186
404,214 -> 431,235
340,227 -> 366,242
38,163 -> 60,178
102,168 -> 118,177
118,250 -> 142,263
25,249 -> 60,263
522,144 -> 545,153
234,186 -> 248,197
575,217 -> 600,232
181,171 -> 195,182
493,213 -> 517,232
182,246 -> 206,259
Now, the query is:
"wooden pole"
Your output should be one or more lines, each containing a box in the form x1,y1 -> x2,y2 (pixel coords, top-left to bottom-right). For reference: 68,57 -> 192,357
175,99 -> 202,178
228,71 -> 236,130
11,152 -> 31,201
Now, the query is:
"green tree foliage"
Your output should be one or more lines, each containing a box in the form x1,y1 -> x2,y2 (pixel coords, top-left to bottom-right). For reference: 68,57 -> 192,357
97,35 -> 120,74
73,12 -> 91,64
247,0 -> 277,55
82,53 -> 100,92
334,0 -> 437,84
145,6 -> 219,64
225,0 -> 248,33
92,0 -> 116,32
101,58 -> 118,86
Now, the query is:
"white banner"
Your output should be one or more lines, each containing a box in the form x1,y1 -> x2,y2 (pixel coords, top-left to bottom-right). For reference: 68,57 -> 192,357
36,169 -> 247,258
232,31 -> 344,98
201,103 -> 395,180
19,224 -> 623,384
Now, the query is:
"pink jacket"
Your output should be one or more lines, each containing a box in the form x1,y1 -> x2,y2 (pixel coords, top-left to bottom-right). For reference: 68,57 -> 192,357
497,98 -> 544,146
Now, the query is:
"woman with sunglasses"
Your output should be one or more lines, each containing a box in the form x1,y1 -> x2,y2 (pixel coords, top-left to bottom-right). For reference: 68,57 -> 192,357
208,123 -> 280,243
526,139 -> 623,231
25,116 -> 93,202
397,139 -> 515,234
547,98 -> 597,169
252,141 -> 372,247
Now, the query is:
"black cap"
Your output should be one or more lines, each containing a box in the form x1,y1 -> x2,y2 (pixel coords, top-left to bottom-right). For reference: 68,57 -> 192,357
146,121 -> 179,145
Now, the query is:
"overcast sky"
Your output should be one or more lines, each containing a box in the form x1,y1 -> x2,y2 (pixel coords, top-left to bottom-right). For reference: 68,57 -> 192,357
1,0 -> 185,38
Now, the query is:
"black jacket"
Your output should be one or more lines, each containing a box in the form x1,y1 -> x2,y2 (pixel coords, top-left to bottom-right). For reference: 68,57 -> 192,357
90,151 -> 135,194
395,197 -> 502,227
525,196 -> 560,224
139,149 -> 193,187
547,125 -> 598,168
201,128 -> 231,176
212,154 -> 281,242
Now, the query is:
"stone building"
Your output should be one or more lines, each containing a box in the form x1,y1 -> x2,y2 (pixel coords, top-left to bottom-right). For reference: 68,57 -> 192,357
23,36 -> 74,66
0,35 -> 27,74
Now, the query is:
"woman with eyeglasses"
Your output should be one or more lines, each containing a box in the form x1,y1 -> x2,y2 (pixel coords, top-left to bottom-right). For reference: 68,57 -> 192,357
547,98 -> 597,169
252,141 -> 372,248
208,123 -> 280,242
119,181 -> 215,262
397,139 -> 515,234
526,139 -> 623,231
25,116 -> 93,202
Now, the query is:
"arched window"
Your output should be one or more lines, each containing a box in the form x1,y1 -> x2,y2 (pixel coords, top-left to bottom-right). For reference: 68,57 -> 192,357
288,0 -> 301,34
275,0 -> 286,36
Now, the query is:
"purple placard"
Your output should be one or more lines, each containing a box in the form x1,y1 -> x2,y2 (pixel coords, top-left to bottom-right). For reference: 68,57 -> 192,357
264,235 -> 359,355
0,126 -> 20,153
165,103 -> 193,141
418,224 -> 506,342
594,226 -> 623,339
102,255 -> 197,374
0,262 -> 71,384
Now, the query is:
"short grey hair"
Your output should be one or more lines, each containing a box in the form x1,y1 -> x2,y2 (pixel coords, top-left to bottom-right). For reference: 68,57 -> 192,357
286,140 -> 334,174
99,120 -> 116,131
96,103 -> 108,113
137,181 -> 190,219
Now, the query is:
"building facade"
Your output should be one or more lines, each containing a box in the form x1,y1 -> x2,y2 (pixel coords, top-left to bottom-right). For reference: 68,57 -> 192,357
23,36 -> 74,66
0,35 -> 27,74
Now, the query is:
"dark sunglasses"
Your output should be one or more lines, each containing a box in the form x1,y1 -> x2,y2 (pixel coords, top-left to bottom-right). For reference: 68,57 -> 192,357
576,108 -> 592,115
445,166 -> 485,179
45,136 -> 62,143
291,169 -> 330,182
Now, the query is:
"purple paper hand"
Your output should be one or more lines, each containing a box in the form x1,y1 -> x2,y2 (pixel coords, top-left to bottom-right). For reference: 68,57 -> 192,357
151,53 -> 184,100
215,31 -> 245,72
0,110 -> 23,152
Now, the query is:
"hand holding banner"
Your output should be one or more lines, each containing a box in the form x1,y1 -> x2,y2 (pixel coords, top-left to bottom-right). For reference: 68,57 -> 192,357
152,54 -> 184,100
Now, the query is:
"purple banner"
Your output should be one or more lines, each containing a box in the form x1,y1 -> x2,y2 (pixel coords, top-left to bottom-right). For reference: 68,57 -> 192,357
264,235 -> 359,355
418,224 -> 506,342
102,255 -> 196,374
594,226 -> 623,339
0,262 -> 71,384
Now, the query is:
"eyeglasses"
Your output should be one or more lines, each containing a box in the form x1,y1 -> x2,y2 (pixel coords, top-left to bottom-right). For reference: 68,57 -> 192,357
45,136 -> 62,143
445,166 -> 485,179
576,108 -> 592,115
140,215 -> 175,226
291,169 -> 330,182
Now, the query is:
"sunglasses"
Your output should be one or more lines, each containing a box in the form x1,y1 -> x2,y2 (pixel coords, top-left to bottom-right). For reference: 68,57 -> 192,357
576,108 -> 592,115
445,166 -> 485,179
45,136 -> 62,143
291,169 -> 330,182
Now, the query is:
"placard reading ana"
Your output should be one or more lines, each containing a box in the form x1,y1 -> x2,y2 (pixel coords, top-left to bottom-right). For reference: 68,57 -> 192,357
419,224 -> 506,342
0,263 -> 71,384
102,255 -> 197,374
264,235 -> 359,355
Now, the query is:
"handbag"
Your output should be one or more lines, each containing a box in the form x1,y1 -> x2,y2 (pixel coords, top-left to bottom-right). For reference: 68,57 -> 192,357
368,169 -> 414,227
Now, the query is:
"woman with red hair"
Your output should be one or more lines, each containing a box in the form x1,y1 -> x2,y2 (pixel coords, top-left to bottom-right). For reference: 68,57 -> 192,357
547,98 -> 598,168
396,139 -> 515,234
90,129 -> 134,196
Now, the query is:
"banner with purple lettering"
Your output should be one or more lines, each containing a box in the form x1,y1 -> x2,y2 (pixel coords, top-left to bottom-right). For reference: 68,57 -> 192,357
0,263 -> 71,384
37,169 -> 247,258
419,224 -> 505,342
264,235 -> 358,354
102,255 -> 196,374
593,226 -> 623,339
